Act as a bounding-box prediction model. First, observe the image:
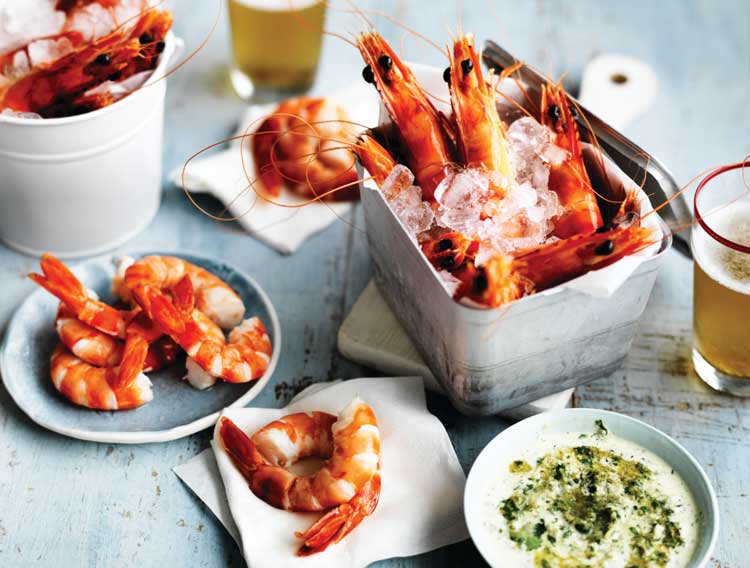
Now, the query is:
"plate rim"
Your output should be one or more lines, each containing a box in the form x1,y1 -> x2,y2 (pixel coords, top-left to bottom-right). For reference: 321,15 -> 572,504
463,407 -> 719,568
0,250 -> 282,444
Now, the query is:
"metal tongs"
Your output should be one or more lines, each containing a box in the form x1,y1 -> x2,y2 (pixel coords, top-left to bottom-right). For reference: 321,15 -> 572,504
483,40 -> 692,258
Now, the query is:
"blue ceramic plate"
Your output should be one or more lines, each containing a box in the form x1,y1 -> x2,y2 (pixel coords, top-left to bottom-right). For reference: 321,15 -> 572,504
0,251 -> 281,444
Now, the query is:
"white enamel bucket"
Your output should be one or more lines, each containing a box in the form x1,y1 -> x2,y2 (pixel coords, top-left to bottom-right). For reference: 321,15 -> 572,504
0,33 -> 178,258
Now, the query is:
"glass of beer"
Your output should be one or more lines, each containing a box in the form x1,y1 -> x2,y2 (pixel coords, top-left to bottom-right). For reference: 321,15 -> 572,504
692,161 -> 750,396
227,0 -> 327,100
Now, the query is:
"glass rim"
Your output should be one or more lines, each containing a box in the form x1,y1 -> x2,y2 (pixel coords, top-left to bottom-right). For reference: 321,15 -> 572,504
694,160 -> 750,254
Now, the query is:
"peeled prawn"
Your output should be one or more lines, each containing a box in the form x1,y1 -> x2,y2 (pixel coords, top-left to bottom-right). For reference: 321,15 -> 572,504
113,255 -> 245,330
219,397 -> 381,555
138,276 -> 271,384
55,303 -> 178,372
49,340 -> 153,410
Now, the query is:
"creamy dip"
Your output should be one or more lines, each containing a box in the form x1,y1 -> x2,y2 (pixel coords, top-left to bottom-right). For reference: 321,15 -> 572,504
482,421 -> 699,567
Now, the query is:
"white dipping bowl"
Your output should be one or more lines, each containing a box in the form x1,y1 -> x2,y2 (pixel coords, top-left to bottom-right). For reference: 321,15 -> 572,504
0,33 -> 177,258
464,408 -> 719,568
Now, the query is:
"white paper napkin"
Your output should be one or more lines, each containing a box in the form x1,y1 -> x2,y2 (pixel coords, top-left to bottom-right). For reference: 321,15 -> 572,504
170,84 -> 379,254
174,377 -> 469,567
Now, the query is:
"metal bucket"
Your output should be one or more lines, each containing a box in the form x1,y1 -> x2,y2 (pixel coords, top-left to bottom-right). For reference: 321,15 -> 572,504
0,33 -> 178,258
359,62 -> 674,416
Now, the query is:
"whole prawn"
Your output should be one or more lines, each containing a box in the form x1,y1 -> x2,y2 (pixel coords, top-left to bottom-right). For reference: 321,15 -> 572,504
219,397 -> 381,556
540,82 -> 604,238
137,276 -> 272,384
446,32 -> 512,196
357,31 -> 455,201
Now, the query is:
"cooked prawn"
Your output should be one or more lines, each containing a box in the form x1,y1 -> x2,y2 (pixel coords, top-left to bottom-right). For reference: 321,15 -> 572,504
540,82 -> 604,238
55,303 -> 178,372
0,4 -> 172,118
29,254 -> 146,340
251,96 -> 360,201
357,31 -> 455,201
468,223 -> 655,307
447,32 -> 512,196
49,340 -> 153,410
113,255 -> 245,330
353,133 -> 397,187
137,276 -> 271,384
219,397 -> 381,555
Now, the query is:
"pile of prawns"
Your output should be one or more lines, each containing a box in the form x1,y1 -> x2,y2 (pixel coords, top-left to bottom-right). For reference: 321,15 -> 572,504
352,30 -> 658,308
29,254 -> 272,411
0,0 -> 172,118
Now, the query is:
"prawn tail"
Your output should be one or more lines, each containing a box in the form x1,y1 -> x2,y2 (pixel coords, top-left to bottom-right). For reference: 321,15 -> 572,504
295,473 -> 381,556
137,287 -> 187,335
219,417 -> 266,483
172,274 -> 196,316
111,334 -> 150,390
28,253 -> 88,313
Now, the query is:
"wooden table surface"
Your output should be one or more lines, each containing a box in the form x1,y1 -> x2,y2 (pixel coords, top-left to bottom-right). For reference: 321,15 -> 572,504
1,1 -> 749,566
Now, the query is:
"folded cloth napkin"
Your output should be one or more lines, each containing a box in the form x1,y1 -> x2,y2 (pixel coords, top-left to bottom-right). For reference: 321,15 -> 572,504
170,84 -> 379,254
175,377 -> 469,567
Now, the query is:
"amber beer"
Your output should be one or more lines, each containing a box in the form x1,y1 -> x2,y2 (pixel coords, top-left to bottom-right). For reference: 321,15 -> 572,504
692,202 -> 750,393
228,0 -> 326,96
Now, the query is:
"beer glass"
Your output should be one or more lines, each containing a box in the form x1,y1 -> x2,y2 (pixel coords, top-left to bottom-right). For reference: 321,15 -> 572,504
227,0 -> 326,99
692,161 -> 750,396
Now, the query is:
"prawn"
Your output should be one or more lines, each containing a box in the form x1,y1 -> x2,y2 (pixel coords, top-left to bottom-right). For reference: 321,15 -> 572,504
467,223 -> 655,307
113,255 -> 245,330
251,96 -> 360,201
353,133 -> 397,187
49,339 -> 153,410
55,303 -> 178,372
137,276 -> 271,384
0,5 -> 172,118
540,82 -> 604,238
219,397 -> 381,555
29,254 -> 147,340
357,31 -> 455,201
446,32 -> 512,196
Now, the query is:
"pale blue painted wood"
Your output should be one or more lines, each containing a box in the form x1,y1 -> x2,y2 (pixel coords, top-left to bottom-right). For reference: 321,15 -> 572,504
1,1 -> 748,566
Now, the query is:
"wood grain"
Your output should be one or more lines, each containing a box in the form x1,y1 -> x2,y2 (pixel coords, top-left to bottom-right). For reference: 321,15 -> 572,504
1,0 -> 749,566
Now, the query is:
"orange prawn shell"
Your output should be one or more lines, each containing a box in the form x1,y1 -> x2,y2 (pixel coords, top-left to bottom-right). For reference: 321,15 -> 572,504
0,7 -> 173,117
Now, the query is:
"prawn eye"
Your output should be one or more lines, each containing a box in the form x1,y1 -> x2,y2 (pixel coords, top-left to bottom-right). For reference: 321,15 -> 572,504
460,58 -> 473,75
362,65 -> 375,84
378,55 -> 393,71
437,238 -> 453,251
594,239 -> 615,256
440,255 -> 456,269
473,270 -> 488,293
139,33 -> 153,45
547,103 -> 561,122
443,66 -> 451,84
95,53 -> 111,65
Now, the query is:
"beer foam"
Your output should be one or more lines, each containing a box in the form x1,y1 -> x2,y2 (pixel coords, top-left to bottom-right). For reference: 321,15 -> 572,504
693,202 -> 750,295
231,0 -> 321,11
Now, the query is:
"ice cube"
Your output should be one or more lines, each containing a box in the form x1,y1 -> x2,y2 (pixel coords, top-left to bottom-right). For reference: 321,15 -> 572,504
388,184 -> 434,239
434,168 -> 491,235
0,0 -> 65,56
381,164 -> 414,200
1,108 -> 42,119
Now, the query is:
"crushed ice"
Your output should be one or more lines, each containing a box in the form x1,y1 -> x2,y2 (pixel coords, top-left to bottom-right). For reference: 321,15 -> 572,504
379,116 -> 568,262
381,165 -> 435,239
